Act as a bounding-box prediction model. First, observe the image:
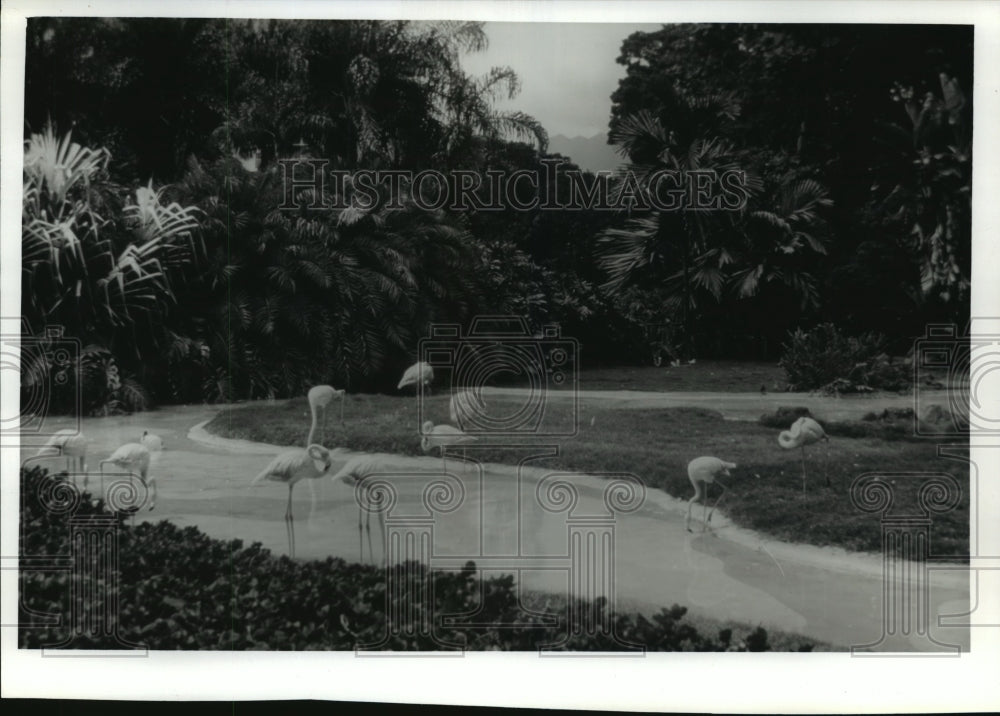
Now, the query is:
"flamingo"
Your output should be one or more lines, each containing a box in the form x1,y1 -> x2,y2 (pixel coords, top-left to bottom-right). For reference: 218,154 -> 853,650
251,444 -> 333,558
449,388 -> 487,430
141,430 -> 163,452
303,386 -> 345,527
100,437 -> 162,514
330,454 -> 393,565
307,384 -> 346,445
34,429 -> 89,486
398,361 -> 434,394
421,420 -> 476,473
778,416 -> 830,493
685,456 -> 736,532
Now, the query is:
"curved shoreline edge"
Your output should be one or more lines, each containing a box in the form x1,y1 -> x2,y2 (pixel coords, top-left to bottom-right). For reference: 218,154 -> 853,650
190,412 -> 969,590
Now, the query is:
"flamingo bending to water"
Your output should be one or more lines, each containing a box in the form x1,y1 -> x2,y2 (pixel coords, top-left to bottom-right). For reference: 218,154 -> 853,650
100,434 -> 163,512
330,454 -> 395,565
686,456 -> 736,532
778,417 -> 830,493
251,444 -> 333,558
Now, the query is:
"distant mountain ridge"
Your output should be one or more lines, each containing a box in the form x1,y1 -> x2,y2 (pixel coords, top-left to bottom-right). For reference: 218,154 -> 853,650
547,132 -> 623,174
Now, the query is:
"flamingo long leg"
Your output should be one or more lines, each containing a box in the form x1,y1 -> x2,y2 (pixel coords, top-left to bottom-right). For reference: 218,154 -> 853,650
377,508 -> 386,566
306,478 -> 318,523
364,500 -> 374,565
128,471 -> 137,528
79,456 -> 89,490
801,447 -> 807,495
285,484 -> 296,559
686,479 -> 705,533
99,461 -> 109,503
357,505 -> 364,563
707,479 -> 727,523
322,407 -> 328,445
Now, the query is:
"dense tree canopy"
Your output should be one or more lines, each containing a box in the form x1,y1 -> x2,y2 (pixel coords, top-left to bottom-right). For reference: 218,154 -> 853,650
22,20 -> 974,408
607,24 -> 972,352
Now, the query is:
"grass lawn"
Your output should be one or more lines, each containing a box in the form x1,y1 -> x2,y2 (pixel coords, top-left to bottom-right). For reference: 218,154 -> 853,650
207,393 -> 968,558
559,359 -> 953,395
567,361 -> 789,393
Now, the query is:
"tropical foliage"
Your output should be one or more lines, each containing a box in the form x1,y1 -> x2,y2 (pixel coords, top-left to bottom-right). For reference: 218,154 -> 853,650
21,125 -> 201,412
21,20 -> 973,404
605,24 -> 971,357
170,155 -> 483,398
779,323 -> 911,394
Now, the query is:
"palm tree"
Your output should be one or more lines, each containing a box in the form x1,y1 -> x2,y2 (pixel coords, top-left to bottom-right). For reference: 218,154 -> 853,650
599,107 -> 832,357
729,177 -> 833,310
599,110 -> 751,358
213,20 -> 546,173
174,155 -> 480,398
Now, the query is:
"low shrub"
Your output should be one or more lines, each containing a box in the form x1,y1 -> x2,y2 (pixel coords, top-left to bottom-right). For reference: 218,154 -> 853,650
758,406 -> 817,429
17,468 -> 818,652
862,407 -> 915,422
779,323 -> 911,394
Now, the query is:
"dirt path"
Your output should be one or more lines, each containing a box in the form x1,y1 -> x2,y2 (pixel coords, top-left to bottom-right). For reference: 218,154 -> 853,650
19,398 -> 968,652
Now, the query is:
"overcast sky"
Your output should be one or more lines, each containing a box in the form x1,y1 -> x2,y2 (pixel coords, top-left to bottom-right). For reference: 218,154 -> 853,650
459,22 -> 661,138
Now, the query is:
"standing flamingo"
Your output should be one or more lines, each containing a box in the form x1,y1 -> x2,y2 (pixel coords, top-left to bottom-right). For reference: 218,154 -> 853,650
330,454 -> 394,565
398,361 -> 434,394
100,436 -> 162,513
34,429 -> 89,486
307,385 -> 346,445
421,420 -> 476,473
303,387 -> 344,527
778,416 -> 830,493
251,444 -> 333,558
686,456 -> 736,532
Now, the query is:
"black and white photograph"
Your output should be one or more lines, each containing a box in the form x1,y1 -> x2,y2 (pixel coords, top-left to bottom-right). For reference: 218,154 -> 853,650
2,0 -> 999,710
